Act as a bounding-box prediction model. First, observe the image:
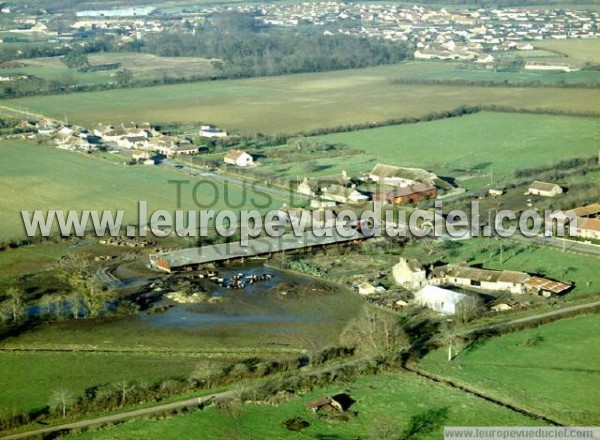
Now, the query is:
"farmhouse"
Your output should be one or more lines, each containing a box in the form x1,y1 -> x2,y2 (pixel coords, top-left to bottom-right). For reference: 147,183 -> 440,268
224,150 -> 253,167
392,258 -> 427,289
528,181 -> 563,197
429,262 -> 570,296
297,172 -> 351,197
414,285 -> 468,315
320,184 -> 369,204
574,217 -> 600,241
373,183 -> 437,205
366,163 -> 440,188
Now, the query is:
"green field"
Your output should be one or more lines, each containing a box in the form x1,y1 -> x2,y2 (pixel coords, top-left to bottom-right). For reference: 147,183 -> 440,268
68,371 -> 544,440
0,53 -> 215,86
538,38 -> 600,67
0,140 -> 282,241
419,315 -> 600,425
0,351 -> 212,414
5,63 -> 600,134
257,112 -> 600,189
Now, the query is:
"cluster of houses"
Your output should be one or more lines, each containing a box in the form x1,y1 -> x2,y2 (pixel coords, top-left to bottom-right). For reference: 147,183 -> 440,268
390,257 -> 572,315
32,118 -> 229,163
3,3 -> 596,61
253,3 -> 598,66
293,163 -> 447,207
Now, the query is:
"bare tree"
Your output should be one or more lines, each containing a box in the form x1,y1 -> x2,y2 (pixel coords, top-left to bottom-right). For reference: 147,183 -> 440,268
49,389 -> 73,418
440,321 -> 462,362
342,306 -> 409,362
1,287 -> 25,322
113,381 -> 135,407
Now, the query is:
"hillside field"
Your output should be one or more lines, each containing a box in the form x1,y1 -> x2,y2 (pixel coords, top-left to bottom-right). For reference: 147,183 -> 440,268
5,63 -> 600,134
538,38 -> 600,66
67,372 -> 545,440
418,315 -> 600,425
0,141 -> 281,241
258,112 -> 600,189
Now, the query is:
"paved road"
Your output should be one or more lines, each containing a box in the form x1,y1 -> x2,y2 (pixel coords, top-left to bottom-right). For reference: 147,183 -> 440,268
509,231 -> 600,256
159,159 -> 309,205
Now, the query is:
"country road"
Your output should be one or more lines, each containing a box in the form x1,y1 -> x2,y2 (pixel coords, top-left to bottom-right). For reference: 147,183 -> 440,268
159,159 -> 309,205
1,357 -> 368,440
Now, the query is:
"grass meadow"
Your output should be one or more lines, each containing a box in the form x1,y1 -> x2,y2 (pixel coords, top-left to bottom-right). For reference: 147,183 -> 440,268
68,372 -> 544,440
257,112 -> 600,190
5,63 -> 600,134
418,315 -> 600,425
0,351 -> 215,414
0,140 -> 282,241
0,52 -> 215,86
538,38 -> 600,66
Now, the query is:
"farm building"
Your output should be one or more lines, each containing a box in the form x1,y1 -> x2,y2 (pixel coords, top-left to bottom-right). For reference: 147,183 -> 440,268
358,282 -> 376,295
571,203 -> 600,219
528,181 -> 563,197
200,125 -> 227,138
428,262 -> 570,296
150,228 -> 365,272
574,217 -> 600,241
414,285 -> 468,315
224,150 -> 253,167
393,258 -> 427,289
366,163 -> 440,188
373,183 -> 437,205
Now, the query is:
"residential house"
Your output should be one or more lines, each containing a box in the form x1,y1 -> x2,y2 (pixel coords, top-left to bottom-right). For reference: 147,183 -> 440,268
528,181 -> 563,197
392,258 -> 427,289
414,285 -> 468,315
373,183 -> 437,205
116,136 -> 149,149
224,150 -> 253,167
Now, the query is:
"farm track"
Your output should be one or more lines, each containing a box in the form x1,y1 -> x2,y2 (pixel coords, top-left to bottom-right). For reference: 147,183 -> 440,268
0,357 -> 368,440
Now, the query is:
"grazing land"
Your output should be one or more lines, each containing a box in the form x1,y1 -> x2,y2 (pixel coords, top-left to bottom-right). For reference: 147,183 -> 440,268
538,38 -> 600,66
5,64 -> 600,134
0,140 -> 281,241
0,351 -> 214,414
0,53 -> 215,86
67,372 -> 544,440
257,112 -> 600,190
418,315 -> 600,425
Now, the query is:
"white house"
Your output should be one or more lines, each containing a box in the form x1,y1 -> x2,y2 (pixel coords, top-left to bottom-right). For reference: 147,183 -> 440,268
224,150 -> 253,167
200,125 -> 228,138
393,258 -> 427,289
414,285 -> 468,315
528,181 -> 563,197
